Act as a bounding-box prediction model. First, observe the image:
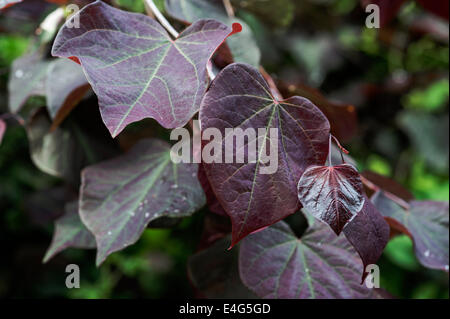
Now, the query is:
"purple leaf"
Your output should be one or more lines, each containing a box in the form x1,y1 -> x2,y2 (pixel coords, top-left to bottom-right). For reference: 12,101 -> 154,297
0,118 -> 6,145
8,51 -> 49,113
188,236 -> 256,298
165,0 -> 261,66
43,201 -> 96,263
372,191 -> 449,271
197,163 -> 227,216
343,196 -> 390,282
45,58 -> 90,129
52,0 -> 238,137
79,138 -> 206,265
239,219 -> 381,298
200,63 -> 330,247
297,164 -> 365,235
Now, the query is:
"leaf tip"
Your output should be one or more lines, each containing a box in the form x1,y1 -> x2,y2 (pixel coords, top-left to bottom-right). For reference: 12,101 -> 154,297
230,23 -> 242,36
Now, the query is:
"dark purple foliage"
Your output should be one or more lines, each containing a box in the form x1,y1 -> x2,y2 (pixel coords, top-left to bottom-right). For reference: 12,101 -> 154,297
297,164 -> 365,235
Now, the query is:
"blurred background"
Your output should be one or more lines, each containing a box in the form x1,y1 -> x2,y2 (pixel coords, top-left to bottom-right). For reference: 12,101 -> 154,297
0,0 -> 448,298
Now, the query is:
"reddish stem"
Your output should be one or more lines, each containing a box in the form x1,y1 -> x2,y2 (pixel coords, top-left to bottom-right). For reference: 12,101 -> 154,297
259,66 -> 283,101
360,175 -> 411,210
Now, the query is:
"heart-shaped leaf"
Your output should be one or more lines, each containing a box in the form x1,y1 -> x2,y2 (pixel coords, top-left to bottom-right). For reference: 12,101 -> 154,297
45,58 -> 90,129
188,236 -> 256,298
165,0 -> 261,66
43,201 -> 96,263
8,51 -> 49,113
52,0 -> 238,137
197,163 -> 227,216
80,138 -> 206,265
239,219 -> 382,298
297,164 -> 365,235
200,63 -> 330,247
343,196 -> 390,282
372,191 -> 449,271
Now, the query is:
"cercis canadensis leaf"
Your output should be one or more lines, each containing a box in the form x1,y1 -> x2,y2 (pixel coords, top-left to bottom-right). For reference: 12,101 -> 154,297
8,51 -> 49,113
372,191 -> 449,271
200,63 -> 330,247
239,219 -> 381,299
297,164 -> 365,235
188,236 -> 256,298
51,0 -> 240,137
343,196 -> 390,282
79,138 -> 206,265
43,201 -> 96,263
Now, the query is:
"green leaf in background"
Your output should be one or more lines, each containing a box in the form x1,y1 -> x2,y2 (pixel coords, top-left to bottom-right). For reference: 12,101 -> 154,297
403,78 -> 449,112
409,161 -> 449,201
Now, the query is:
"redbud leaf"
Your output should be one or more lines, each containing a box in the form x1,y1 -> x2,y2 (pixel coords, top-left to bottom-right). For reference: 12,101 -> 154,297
79,138 -> 206,265
45,58 -> 90,129
52,1 -> 237,137
372,191 -> 449,271
200,63 -> 330,247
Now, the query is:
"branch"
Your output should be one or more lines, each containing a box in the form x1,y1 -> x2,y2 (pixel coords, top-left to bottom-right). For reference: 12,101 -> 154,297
360,175 -> 411,210
144,0 -> 179,38
223,0 -> 235,17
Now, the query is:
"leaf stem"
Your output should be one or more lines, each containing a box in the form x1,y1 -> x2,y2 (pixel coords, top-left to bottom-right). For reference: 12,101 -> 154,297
223,0 -> 235,17
360,175 -> 411,210
144,0 -> 179,38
